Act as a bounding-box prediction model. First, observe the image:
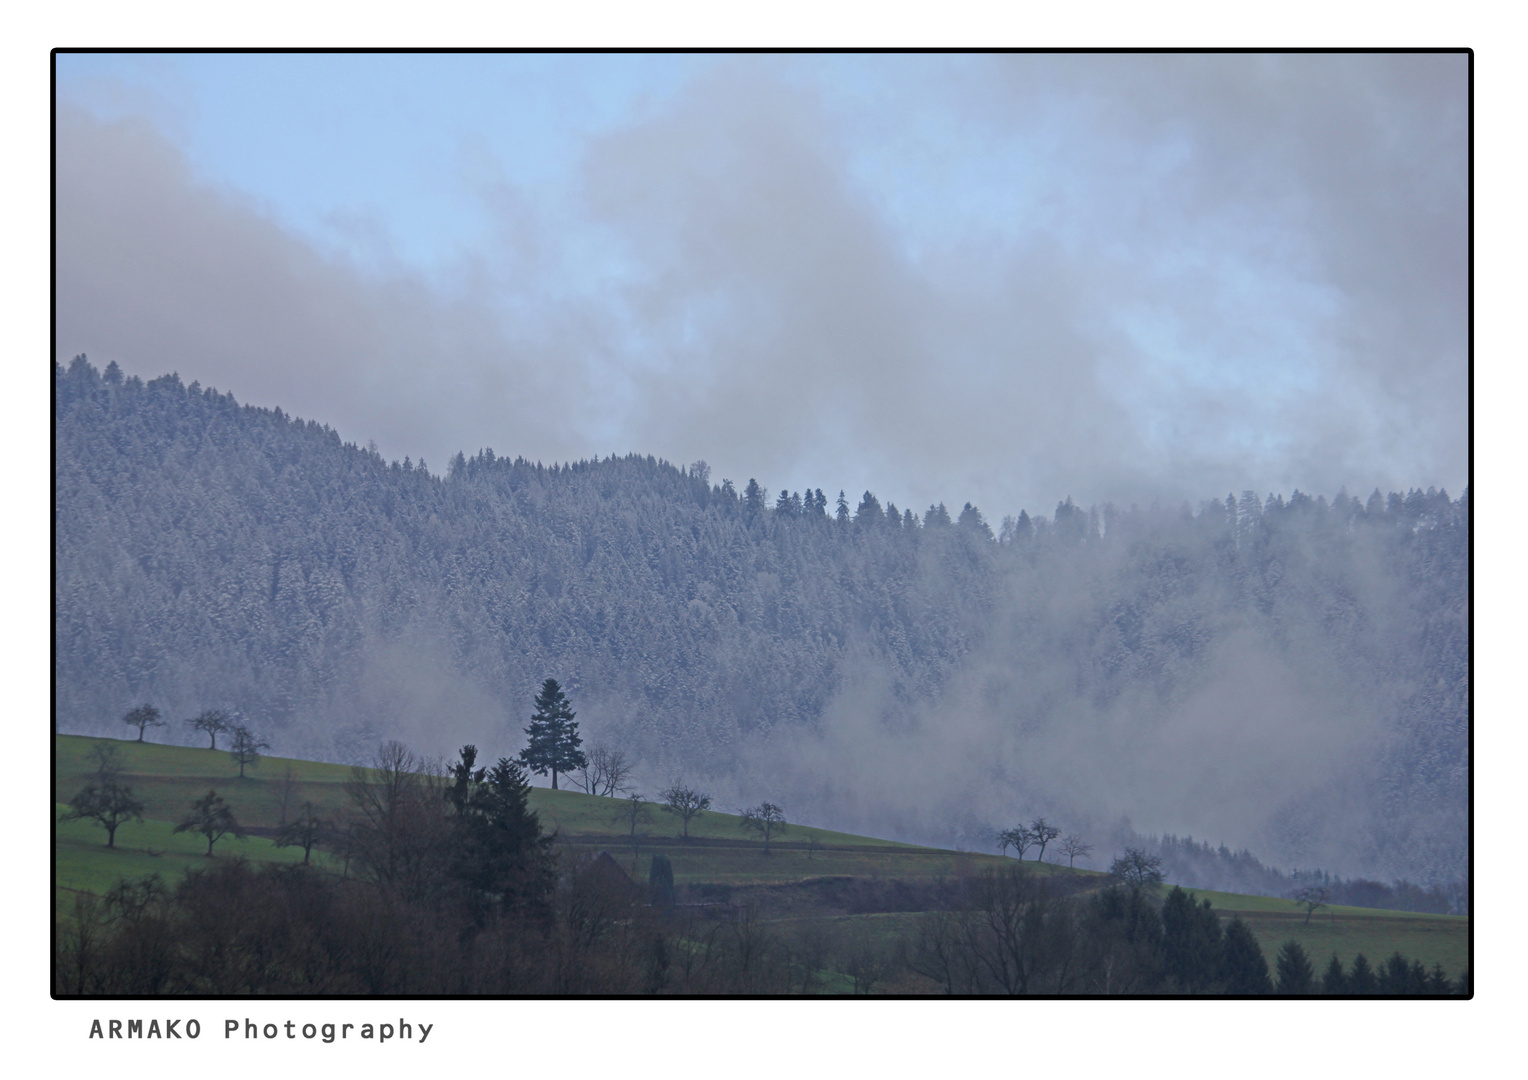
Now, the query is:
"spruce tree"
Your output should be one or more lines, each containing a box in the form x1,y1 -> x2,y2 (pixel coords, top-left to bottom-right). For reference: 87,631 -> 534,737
1348,953 -> 1376,993
1218,917 -> 1271,994
1161,887 -> 1222,991
1321,953 -> 1347,994
1274,940 -> 1315,994
1380,952 -> 1415,995
519,678 -> 586,790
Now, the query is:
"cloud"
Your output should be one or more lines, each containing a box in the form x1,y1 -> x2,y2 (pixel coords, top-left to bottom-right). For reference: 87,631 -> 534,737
54,104 -> 584,469
56,54 -> 1468,517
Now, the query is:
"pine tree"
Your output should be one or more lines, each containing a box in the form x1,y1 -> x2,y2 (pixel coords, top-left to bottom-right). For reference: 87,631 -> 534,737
519,678 -> 586,790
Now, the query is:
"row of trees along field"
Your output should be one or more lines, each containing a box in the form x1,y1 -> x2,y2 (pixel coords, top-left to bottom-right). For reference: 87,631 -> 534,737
75,678 -> 762,864
56,737 -> 1469,996
54,355 -> 1467,886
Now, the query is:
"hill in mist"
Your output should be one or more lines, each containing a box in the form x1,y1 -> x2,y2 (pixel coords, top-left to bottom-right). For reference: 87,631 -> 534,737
53,355 -> 1467,884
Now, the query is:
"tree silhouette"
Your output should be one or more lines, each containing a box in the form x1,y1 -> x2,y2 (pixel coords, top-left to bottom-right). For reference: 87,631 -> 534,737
122,704 -> 164,742
1219,917 -> 1271,993
1293,884 -> 1330,924
273,801 -> 328,864
228,725 -> 269,778
997,824 -> 1035,860
1274,940 -> 1315,994
1109,848 -> 1165,891
61,769 -> 143,855
659,783 -> 710,839
519,679 -> 585,790
739,802 -> 788,854
1058,833 -> 1093,868
173,790 -> 246,856
187,710 -> 231,750
1029,817 -> 1061,861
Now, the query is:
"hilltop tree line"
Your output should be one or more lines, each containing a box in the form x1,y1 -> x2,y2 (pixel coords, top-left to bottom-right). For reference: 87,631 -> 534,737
1131,832 -> 1467,916
54,356 -> 1467,885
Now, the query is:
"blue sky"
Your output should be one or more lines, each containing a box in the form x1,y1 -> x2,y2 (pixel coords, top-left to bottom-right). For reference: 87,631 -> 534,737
54,52 -> 1468,518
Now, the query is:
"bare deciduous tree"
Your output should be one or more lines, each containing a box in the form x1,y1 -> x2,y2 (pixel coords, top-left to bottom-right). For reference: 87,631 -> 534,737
739,802 -> 788,854
1058,833 -> 1093,868
173,789 -> 246,856
274,800 -> 328,864
86,741 -> 123,780
1293,885 -> 1331,925
572,744 -> 632,798
841,922 -> 892,995
228,724 -> 269,778
341,741 -> 455,905
612,791 -> 654,851
1108,847 -> 1165,891
61,746 -> 144,849
1030,817 -> 1061,861
62,783 -> 145,849
187,709 -> 231,750
122,704 -> 164,742
658,782 -> 710,839
997,825 -> 1036,860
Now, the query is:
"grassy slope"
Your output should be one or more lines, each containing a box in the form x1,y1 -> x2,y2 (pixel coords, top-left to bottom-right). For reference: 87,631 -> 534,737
54,735 -> 1468,979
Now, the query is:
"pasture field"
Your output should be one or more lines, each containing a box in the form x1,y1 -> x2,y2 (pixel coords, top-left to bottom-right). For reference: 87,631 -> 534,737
54,734 -> 1468,985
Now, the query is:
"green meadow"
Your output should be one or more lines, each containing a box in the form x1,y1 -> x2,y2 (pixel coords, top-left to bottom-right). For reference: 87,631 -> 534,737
54,734 -> 1468,983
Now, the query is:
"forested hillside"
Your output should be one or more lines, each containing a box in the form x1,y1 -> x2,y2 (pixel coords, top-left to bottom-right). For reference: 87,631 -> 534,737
53,356 -> 1468,885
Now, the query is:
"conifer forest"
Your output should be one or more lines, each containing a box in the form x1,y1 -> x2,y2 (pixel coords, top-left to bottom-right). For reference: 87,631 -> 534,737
54,356 -> 1467,888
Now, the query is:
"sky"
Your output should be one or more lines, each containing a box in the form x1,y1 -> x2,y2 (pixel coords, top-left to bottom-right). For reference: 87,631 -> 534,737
54,52 -> 1468,521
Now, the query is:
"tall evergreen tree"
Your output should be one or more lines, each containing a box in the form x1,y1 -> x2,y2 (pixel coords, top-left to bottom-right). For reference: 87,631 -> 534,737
1347,953 -> 1376,993
1219,917 -> 1271,994
519,678 -> 586,790
1321,953 -> 1347,994
957,502 -> 993,541
1274,940 -> 1315,993
447,745 -> 554,921
1380,952 -> 1415,995
1161,887 -> 1222,991
743,479 -> 767,522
